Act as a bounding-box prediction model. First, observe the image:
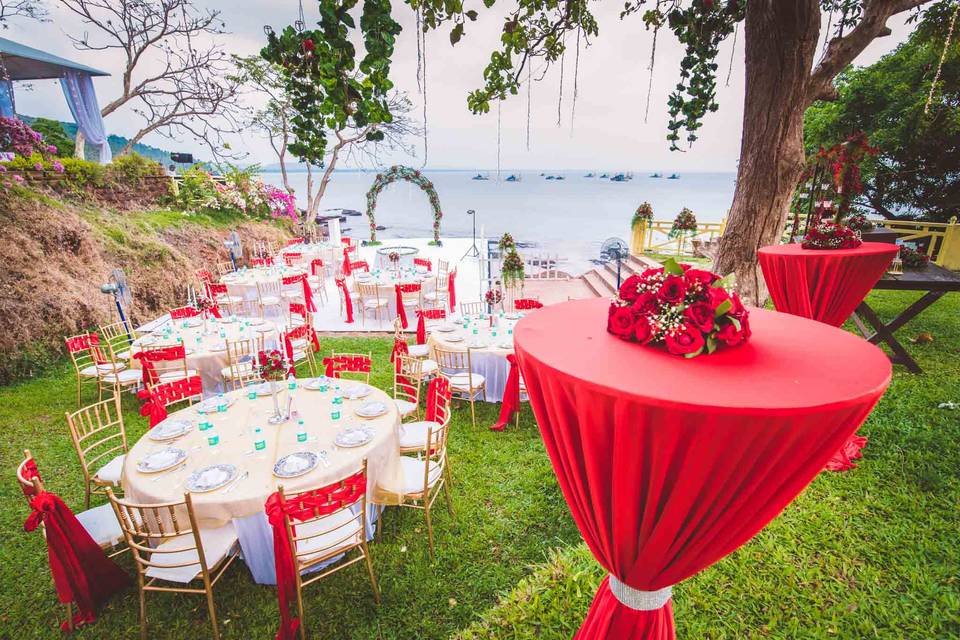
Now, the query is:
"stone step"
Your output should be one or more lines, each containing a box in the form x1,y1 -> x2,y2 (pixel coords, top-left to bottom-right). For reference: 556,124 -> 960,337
580,271 -> 613,297
594,265 -> 621,295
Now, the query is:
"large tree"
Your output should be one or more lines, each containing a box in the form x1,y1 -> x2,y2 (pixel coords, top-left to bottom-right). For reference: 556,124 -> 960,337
0,0 -> 46,27
60,0 -> 244,160
804,1 -> 959,223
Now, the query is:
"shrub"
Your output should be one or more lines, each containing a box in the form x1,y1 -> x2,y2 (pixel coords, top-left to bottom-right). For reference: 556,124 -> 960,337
29,118 -> 74,158
0,116 -> 56,158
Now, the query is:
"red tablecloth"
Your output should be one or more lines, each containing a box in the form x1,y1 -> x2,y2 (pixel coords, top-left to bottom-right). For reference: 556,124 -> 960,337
757,242 -> 898,328
514,299 -> 891,639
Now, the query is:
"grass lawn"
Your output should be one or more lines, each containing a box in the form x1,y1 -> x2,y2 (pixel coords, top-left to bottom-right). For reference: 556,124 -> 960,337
1,290 -> 958,638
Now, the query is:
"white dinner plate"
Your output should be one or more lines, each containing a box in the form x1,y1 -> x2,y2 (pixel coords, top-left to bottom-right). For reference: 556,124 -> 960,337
185,464 -> 237,493
436,324 -> 456,333
355,401 -> 387,418
148,419 -> 192,441
209,342 -> 227,352
273,452 -> 318,478
335,427 -> 374,448
196,396 -> 237,413
303,377 -> 329,390
444,334 -> 464,343
343,384 -> 372,400
137,447 -> 187,473
184,319 -> 203,328
247,318 -> 265,326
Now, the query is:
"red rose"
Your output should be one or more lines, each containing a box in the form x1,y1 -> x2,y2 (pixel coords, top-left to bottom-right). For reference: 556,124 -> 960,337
640,266 -> 664,279
631,292 -> 659,316
618,275 -> 642,303
607,305 -> 635,339
302,38 -> 315,52
683,301 -> 714,333
716,320 -> 745,346
707,286 -> 730,311
633,315 -> 654,344
729,291 -> 746,315
685,268 -> 718,288
664,322 -> 705,356
657,274 -> 688,305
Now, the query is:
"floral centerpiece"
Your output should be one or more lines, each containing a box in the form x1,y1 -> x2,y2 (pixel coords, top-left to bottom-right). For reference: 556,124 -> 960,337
193,295 -> 216,334
498,232 -> 516,252
668,208 -> 698,239
258,349 -> 290,423
387,250 -> 400,271
485,284 -> 504,309
801,220 -> 862,250
632,202 -> 654,228
899,245 -> 930,269
607,258 -> 750,358
846,212 -> 875,233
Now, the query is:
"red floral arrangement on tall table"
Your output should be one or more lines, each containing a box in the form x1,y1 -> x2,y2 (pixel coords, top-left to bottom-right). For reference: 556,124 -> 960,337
607,257 -> 750,357
194,295 -> 215,315
484,285 -> 503,306
257,349 -> 289,381
801,219 -> 862,249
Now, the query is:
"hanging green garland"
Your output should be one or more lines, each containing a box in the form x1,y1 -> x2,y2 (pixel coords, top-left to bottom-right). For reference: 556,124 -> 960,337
366,165 -> 443,245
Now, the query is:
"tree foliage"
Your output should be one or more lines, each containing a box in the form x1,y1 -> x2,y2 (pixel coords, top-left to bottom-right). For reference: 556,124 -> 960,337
804,1 -> 959,222
28,118 -> 73,157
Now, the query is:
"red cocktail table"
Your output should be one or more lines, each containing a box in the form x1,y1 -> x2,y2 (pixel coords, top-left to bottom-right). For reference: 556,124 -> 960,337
757,242 -> 898,327
514,299 -> 891,639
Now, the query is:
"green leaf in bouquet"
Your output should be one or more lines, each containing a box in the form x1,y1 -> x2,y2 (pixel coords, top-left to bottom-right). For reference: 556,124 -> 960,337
729,317 -> 741,331
714,299 -> 732,318
663,257 -> 685,276
684,347 -> 704,358
706,335 -> 717,354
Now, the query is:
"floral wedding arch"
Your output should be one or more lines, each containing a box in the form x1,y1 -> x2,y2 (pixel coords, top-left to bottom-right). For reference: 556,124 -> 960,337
366,165 -> 442,245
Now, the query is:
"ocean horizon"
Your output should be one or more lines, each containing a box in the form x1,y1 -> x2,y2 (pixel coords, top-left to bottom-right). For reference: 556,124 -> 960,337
261,169 -> 737,275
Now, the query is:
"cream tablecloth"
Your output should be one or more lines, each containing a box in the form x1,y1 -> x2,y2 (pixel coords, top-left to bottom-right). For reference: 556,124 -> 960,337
220,266 -> 308,307
427,313 -> 523,402
121,381 -> 403,583
128,316 -> 282,394
353,269 -> 435,316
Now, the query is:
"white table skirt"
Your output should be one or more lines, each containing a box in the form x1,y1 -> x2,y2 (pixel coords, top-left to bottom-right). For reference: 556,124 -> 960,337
459,350 -> 511,402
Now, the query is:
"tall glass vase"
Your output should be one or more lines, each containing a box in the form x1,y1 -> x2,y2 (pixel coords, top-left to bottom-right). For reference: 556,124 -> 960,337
267,379 -> 287,424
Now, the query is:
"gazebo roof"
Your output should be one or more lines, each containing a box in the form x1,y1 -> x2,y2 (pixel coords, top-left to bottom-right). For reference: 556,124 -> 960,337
0,37 -> 109,81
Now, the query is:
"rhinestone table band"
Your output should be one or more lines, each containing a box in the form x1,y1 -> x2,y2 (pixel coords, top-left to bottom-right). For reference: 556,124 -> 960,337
608,576 -> 673,611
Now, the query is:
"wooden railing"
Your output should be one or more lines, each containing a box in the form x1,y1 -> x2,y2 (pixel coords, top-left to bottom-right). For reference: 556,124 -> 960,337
875,217 -> 959,268
630,217 -> 727,257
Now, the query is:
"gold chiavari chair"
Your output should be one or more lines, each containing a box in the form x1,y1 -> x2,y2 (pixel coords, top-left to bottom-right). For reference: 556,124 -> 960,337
328,351 -> 372,384
65,394 -> 129,510
398,373 -> 452,457
356,282 -> 388,326
99,320 -> 136,362
392,355 -> 423,421
386,399 -> 454,559
459,301 -> 484,317
285,325 -> 319,378
432,346 -> 486,428
106,489 -> 240,640
220,335 -> 264,391
276,461 -> 379,639
65,333 -> 113,407
139,343 -> 195,386
256,279 -> 284,317
215,261 -> 234,277
423,270 -> 449,309
96,338 -> 144,397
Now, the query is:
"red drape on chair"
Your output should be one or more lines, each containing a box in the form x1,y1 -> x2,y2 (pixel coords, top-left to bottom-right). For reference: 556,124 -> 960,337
394,285 -> 408,329
757,242 -> 897,328
335,278 -> 354,323
490,353 -> 520,432
415,308 -> 446,344
342,250 -> 352,276
448,269 -> 457,312
514,300 -> 891,639
23,492 -> 130,631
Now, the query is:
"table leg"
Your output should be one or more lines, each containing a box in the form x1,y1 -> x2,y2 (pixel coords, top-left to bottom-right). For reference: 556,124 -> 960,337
854,298 -> 941,374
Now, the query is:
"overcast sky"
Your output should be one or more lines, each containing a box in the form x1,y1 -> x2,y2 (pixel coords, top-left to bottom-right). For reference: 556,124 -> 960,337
6,1 -> 916,171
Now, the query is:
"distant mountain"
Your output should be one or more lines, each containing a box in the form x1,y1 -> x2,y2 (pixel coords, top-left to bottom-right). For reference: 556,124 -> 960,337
21,116 -> 200,165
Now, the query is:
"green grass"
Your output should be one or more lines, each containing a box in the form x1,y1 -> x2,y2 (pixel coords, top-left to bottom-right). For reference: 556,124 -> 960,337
0,336 -> 579,639
1,292 -> 959,639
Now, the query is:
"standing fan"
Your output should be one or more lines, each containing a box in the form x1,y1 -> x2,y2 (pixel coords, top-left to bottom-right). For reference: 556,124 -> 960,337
100,268 -> 134,340
224,231 -> 242,270
600,237 -> 630,290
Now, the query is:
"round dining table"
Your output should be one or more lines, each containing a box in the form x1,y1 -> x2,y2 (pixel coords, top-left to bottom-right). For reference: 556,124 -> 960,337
280,242 -> 337,268
221,265 -> 308,308
121,380 -> 403,584
127,315 -> 282,394
353,268 -> 436,316
514,298 -> 892,639
427,312 -> 524,402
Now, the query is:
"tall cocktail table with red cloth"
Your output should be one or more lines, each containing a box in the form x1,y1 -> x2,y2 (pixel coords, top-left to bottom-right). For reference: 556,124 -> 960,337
514,299 -> 891,639
757,242 -> 898,327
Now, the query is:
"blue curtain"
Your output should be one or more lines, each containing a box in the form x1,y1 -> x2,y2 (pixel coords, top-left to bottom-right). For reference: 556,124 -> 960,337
60,70 -> 111,163
0,79 -> 15,118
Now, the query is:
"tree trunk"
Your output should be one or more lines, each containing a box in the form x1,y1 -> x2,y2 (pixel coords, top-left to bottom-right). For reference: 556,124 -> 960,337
713,0 -> 820,305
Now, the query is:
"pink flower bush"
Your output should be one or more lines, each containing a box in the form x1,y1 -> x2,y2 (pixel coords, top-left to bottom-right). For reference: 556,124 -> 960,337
0,117 -> 50,158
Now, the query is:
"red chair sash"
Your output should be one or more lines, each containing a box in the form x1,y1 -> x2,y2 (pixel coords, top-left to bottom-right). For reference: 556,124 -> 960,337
335,278 -> 354,323
342,250 -> 352,276
23,491 -> 130,631
414,257 -> 432,271
136,376 -> 202,427
391,337 -> 408,364
514,298 -> 544,310
265,470 -> 365,639
19,457 -> 41,497
196,269 -> 214,283
448,269 -> 457,312
394,285 -> 408,329
490,353 -> 521,431
283,252 -> 302,267
283,274 -> 316,312
341,237 -> 353,246
66,334 -> 108,364
425,375 -> 452,423
350,260 -> 369,273
252,256 -> 275,267
289,302 -> 308,320
310,259 -> 325,276
170,305 -> 201,320
286,237 -> 304,246
322,355 -> 371,378
283,325 -> 320,362
207,282 -> 228,297
415,308 -> 446,345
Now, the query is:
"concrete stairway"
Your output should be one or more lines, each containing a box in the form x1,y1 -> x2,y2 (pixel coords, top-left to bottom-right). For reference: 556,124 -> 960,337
577,254 -> 660,298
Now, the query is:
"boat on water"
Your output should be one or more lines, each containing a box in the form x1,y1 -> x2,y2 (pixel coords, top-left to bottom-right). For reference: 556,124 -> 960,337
505,174 -> 520,182
610,173 -> 628,182
667,173 -> 680,179
545,175 -> 556,180
555,175 -> 565,180
585,172 -> 595,178
472,173 -> 489,181
650,172 -> 662,178
600,173 -> 609,179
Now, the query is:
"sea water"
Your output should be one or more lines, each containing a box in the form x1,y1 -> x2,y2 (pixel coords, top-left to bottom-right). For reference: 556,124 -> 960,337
262,170 -> 737,275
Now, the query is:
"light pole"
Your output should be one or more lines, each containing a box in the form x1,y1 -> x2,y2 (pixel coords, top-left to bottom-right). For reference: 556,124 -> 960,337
461,209 -> 481,259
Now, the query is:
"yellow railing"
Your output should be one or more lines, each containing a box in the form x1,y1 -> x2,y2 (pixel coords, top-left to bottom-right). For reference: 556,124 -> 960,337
631,217 -> 727,257
875,217 -> 959,269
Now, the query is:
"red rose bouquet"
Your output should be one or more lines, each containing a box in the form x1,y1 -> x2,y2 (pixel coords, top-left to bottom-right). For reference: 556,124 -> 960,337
667,207 -> 697,239
193,295 -> 215,314
802,220 -> 862,249
899,245 -> 929,269
484,286 -> 503,306
257,349 -> 289,381
607,257 -> 750,358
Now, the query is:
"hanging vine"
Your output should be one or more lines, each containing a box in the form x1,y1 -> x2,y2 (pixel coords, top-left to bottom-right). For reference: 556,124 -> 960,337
496,100 -> 502,181
420,7 -> 429,168
725,22 -> 738,87
570,24 -> 581,133
924,0 -> 958,115
556,41 -> 565,127
525,63 -> 532,151
641,1 -> 664,124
